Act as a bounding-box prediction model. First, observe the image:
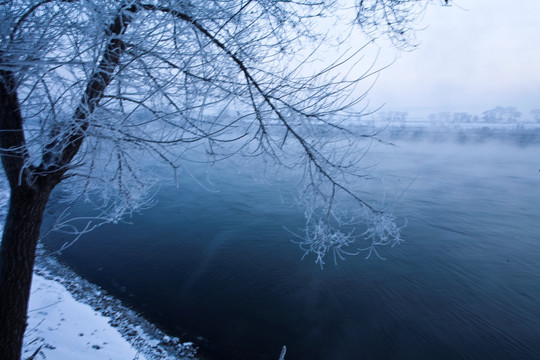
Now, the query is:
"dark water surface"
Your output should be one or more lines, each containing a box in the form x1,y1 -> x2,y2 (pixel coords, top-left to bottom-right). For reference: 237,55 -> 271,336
43,140 -> 540,360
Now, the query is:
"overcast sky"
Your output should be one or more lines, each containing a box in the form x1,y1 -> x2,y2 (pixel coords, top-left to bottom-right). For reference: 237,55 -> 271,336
366,0 -> 540,117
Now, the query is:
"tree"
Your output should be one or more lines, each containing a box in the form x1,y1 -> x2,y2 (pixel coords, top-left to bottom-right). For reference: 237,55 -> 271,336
481,106 -> 522,123
531,109 -> 540,122
0,1 -> 431,358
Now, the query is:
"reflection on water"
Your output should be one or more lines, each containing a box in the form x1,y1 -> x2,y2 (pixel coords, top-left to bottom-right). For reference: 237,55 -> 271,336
43,140 -> 540,360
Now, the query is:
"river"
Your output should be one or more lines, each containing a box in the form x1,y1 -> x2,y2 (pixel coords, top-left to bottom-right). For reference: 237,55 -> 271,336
43,138 -> 540,360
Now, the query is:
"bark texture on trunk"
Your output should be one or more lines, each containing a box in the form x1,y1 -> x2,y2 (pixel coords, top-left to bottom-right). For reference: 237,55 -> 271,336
0,185 -> 52,360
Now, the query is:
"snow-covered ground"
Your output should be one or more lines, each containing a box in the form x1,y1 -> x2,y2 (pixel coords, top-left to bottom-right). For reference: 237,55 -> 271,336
29,254 -> 198,360
0,176 -> 197,360
23,272 -> 147,360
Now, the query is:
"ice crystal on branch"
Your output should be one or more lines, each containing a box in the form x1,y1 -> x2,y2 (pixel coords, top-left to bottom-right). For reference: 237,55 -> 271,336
297,218 -> 359,269
291,186 -> 406,267
360,208 -> 406,259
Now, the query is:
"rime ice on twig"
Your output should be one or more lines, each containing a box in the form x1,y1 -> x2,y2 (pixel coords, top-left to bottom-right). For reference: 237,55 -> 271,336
359,209 -> 406,260
291,203 -> 405,267
278,345 -> 287,360
292,218 -> 360,269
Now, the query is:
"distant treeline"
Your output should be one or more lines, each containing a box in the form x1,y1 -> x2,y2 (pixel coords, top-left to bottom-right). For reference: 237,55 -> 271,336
378,124 -> 540,145
360,107 -> 540,145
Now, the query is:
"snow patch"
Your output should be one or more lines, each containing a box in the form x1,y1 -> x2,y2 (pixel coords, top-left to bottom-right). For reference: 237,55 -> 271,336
30,255 -> 198,360
23,272 -> 147,360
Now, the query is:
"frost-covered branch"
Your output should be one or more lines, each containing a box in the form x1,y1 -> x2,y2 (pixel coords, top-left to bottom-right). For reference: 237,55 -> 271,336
1,0 -> 433,259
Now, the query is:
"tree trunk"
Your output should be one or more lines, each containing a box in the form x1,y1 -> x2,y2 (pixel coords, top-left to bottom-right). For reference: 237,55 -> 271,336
0,6 -> 134,359
0,184 -> 53,360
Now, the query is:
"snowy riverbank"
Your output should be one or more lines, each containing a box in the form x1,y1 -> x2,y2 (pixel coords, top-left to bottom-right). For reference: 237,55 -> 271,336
1,181 -> 197,360
26,253 -> 198,360
24,271 -> 148,360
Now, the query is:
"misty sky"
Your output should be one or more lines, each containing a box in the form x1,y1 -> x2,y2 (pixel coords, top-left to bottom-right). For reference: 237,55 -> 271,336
367,0 -> 540,117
